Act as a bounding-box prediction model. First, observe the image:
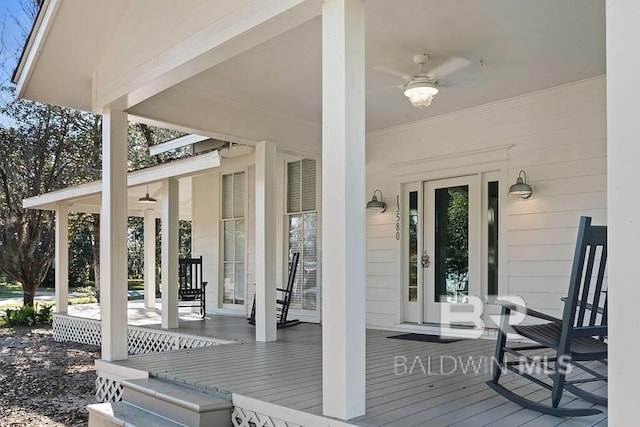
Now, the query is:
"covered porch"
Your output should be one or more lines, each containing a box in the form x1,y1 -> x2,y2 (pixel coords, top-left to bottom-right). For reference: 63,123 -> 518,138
55,303 -> 607,425
13,0 -> 635,424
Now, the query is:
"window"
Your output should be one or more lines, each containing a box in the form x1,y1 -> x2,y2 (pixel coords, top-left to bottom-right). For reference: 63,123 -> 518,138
408,191 -> 418,302
221,172 -> 245,305
487,181 -> 499,295
287,159 -> 317,311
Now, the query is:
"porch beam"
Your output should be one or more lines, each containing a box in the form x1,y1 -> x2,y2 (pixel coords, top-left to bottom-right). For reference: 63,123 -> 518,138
255,141 -> 278,342
161,178 -> 179,329
94,0 -> 321,111
100,107 -> 129,361
321,0 -> 366,420
144,210 -> 156,310
606,1 -> 640,424
54,201 -> 69,314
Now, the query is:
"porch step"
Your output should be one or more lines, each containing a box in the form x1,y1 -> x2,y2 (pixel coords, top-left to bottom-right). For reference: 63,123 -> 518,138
122,378 -> 233,427
87,401 -> 183,427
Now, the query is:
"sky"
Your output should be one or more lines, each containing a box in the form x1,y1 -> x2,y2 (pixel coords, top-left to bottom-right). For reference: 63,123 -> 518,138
1,0 -> 32,76
0,0 -> 33,127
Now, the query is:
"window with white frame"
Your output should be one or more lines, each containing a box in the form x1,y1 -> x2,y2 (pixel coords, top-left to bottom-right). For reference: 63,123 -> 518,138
287,159 -> 318,311
221,171 -> 245,306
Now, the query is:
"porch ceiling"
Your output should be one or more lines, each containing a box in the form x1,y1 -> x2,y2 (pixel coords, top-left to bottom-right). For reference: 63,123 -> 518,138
17,0 -> 605,151
129,0 -> 606,147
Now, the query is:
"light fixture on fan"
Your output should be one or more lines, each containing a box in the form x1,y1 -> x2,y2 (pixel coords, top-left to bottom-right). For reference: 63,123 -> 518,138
375,53 -> 471,108
138,185 -> 157,204
404,80 -> 439,108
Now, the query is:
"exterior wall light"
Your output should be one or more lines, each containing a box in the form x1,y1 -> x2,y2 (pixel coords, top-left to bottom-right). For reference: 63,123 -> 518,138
509,170 -> 533,199
366,189 -> 387,213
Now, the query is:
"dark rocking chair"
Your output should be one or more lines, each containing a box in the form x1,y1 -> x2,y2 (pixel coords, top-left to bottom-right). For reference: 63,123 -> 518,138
178,256 -> 207,318
248,252 -> 301,328
487,216 -> 608,417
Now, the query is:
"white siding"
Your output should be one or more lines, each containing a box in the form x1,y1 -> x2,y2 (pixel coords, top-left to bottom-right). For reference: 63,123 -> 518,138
192,153 -> 256,315
366,77 -> 607,326
192,173 -> 220,312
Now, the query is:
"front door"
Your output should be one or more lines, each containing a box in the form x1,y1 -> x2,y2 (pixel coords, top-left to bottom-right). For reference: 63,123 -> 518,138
423,176 -> 480,324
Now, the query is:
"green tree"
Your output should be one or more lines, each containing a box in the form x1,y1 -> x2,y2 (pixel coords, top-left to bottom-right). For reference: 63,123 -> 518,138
0,0 -> 190,304
0,95 -> 99,305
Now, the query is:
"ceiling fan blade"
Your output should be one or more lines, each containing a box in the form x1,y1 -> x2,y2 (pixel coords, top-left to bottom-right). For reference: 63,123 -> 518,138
426,57 -> 471,80
373,65 -> 411,81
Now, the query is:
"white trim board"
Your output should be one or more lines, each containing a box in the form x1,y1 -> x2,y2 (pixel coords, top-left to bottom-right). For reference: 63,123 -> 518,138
149,134 -> 209,156
23,150 -> 221,210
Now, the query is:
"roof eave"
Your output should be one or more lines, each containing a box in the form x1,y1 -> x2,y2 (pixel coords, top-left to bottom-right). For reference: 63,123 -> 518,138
12,0 -> 57,97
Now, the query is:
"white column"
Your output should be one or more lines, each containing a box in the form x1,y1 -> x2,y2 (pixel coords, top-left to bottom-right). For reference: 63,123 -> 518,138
100,107 -> 128,361
143,210 -> 156,309
606,2 -> 640,424
321,0 -> 366,419
161,178 -> 179,329
55,201 -> 69,314
255,141 -> 278,342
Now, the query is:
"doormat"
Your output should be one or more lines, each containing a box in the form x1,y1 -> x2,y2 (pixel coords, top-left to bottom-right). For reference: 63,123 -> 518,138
387,333 -> 465,344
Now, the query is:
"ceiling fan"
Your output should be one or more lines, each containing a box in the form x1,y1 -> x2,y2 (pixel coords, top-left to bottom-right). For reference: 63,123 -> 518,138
377,54 -> 472,108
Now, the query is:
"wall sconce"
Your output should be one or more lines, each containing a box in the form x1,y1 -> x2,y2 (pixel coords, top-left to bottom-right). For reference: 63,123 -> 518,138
138,185 -> 157,204
366,189 -> 387,213
509,170 -> 533,199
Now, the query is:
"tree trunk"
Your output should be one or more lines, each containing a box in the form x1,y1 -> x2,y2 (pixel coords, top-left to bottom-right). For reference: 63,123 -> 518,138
22,282 -> 36,307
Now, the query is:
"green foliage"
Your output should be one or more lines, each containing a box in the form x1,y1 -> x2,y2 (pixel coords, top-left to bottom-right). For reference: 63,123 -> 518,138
445,188 -> 469,291
2,304 -> 52,327
68,213 -> 98,287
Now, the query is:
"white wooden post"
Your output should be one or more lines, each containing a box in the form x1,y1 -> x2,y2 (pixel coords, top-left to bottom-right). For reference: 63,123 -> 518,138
55,201 -> 69,314
161,178 -> 179,329
100,107 -> 129,361
321,0 -> 366,419
255,141 -> 278,342
606,2 -> 640,424
144,210 -> 156,309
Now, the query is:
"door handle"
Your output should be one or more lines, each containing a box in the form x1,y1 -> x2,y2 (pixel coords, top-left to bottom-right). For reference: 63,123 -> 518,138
422,252 -> 430,268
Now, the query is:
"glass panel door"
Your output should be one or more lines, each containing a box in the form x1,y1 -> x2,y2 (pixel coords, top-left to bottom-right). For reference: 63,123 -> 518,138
403,183 -> 421,322
423,176 -> 480,324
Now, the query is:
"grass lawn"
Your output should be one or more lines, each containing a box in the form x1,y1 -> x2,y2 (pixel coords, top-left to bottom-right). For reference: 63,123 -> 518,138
1,280 -> 147,309
0,283 -> 57,298
128,279 -> 145,291
0,282 -> 22,298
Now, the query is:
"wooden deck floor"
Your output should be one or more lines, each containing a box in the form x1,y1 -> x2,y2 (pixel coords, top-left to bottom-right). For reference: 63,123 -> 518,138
113,317 -> 607,426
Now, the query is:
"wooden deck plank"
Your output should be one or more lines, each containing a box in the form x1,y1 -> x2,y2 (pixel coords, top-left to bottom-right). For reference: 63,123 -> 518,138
108,317 -> 607,426
159,345 -> 318,384
353,375 -> 537,426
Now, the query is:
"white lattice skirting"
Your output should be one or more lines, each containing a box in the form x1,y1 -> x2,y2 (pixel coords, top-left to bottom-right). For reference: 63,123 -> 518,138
95,376 -> 123,403
232,407 -> 301,427
52,314 -> 102,346
53,314 -> 230,355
